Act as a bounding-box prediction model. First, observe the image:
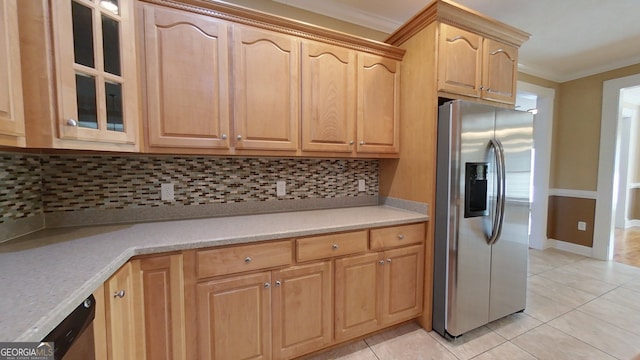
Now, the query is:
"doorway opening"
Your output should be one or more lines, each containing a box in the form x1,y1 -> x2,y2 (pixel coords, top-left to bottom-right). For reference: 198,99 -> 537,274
612,86 -> 640,266
596,74 -> 640,261
516,81 -> 555,250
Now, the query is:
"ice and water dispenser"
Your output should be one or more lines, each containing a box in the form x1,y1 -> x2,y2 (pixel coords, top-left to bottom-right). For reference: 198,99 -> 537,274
464,162 -> 489,218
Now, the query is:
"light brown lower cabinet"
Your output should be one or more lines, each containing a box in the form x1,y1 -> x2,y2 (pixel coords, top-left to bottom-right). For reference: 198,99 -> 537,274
94,254 -> 185,360
132,254 -> 187,360
91,222 -> 426,360
94,262 -> 139,360
196,261 -> 332,360
335,244 -> 424,342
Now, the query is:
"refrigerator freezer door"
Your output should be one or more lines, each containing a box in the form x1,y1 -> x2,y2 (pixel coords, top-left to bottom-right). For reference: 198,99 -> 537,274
489,109 -> 533,321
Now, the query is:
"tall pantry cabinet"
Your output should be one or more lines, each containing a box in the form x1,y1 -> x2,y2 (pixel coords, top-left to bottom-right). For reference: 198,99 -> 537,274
380,0 -> 529,329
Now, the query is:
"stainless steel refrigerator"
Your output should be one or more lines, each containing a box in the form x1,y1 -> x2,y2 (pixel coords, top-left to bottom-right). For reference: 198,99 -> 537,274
433,99 -> 533,338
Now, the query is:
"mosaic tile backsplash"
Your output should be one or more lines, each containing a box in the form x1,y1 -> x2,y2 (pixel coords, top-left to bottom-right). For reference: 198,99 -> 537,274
40,155 -> 378,212
0,153 -> 43,224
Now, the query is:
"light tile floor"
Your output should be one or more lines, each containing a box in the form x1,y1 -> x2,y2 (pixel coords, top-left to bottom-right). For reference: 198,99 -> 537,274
305,248 -> 640,360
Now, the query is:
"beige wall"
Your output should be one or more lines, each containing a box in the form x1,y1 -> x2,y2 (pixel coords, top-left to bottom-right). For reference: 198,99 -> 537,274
629,104 -> 640,183
552,63 -> 640,190
220,0 -> 388,41
630,189 -> 640,220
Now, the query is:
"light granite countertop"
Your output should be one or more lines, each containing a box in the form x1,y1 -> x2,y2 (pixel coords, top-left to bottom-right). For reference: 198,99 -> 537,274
0,205 -> 427,342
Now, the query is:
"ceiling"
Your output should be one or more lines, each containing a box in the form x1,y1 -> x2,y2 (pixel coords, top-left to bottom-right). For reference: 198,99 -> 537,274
273,0 -> 640,83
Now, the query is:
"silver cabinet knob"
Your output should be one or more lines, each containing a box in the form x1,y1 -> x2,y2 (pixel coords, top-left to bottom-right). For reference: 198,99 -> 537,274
113,290 -> 125,298
359,141 -> 365,145
349,140 -> 354,145
221,134 -> 228,140
264,282 -> 270,289
275,280 -> 281,287
67,118 -> 78,127
332,244 -> 339,250
398,234 -> 405,240
378,260 -> 385,265
387,258 -> 392,263
236,135 -> 243,140
244,257 -> 252,264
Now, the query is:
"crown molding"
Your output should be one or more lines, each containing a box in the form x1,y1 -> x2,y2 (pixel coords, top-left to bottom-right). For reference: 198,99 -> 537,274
142,0 -> 405,60
273,0 -> 402,34
386,0 -> 530,47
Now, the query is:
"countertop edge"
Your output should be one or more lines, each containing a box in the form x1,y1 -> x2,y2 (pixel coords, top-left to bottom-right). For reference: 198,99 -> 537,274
10,206 -> 427,341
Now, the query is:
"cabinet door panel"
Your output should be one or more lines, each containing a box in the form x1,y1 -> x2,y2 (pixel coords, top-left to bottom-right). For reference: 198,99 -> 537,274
233,26 -> 299,151
357,54 -> 399,154
272,262 -> 332,359
105,262 -> 137,360
143,5 -> 230,149
197,272 -> 271,360
301,42 -> 356,152
53,0 -> 138,145
437,23 -> 482,97
335,252 -> 383,341
482,38 -> 518,104
382,245 -> 424,325
0,0 -> 25,145
134,255 -> 186,360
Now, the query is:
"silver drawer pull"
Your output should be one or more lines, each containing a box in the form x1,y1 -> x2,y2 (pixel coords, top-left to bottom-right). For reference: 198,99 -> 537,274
332,244 -> 339,250
66,118 -> 78,127
387,258 -> 392,263
244,257 -> 252,263
360,141 -> 365,145
378,260 -> 385,265
221,134 -> 228,140
264,282 -> 270,289
398,234 -> 405,240
275,280 -> 281,287
113,290 -> 125,298
237,135 -> 243,140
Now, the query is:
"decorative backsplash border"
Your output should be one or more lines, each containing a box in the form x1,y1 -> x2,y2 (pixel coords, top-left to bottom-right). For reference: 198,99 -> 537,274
0,151 -> 379,231
41,155 -> 379,211
0,153 -> 43,224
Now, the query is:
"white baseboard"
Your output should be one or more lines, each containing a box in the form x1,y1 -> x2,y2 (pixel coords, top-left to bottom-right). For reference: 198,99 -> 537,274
625,219 -> 640,228
546,238 -> 593,257
548,189 -> 598,199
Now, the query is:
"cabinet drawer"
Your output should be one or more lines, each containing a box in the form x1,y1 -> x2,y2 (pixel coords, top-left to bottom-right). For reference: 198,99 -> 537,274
370,223 -> 425,250
197,240 -> 292,279
296,230 -> 368,262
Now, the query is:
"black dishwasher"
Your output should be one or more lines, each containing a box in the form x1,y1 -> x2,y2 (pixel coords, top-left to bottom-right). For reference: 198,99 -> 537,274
42,295 -> 95,360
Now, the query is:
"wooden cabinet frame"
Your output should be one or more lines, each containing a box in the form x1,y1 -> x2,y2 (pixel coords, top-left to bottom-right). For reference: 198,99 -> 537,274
0,0 -> 25,147
137,0 -> 404,158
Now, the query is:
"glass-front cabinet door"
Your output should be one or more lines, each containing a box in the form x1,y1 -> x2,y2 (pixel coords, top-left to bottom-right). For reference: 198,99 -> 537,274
52,0 -> 138,145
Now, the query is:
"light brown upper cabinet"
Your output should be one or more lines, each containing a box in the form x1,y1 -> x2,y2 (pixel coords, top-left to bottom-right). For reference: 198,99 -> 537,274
18,0 -> 139,151
438,23 -> 518,104
437,24 -> 482,98
233,25 -> 300,151
301,41 -> 357,153
133,0 -> 403,158
0,0 -> 25,147
141,4 -> 230,152
357,54 -> 400,154
481,38 -> 518,104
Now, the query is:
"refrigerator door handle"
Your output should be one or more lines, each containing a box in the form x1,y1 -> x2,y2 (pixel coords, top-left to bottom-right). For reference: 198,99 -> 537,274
487,138 -> 506,245
489,138 -> 506,245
